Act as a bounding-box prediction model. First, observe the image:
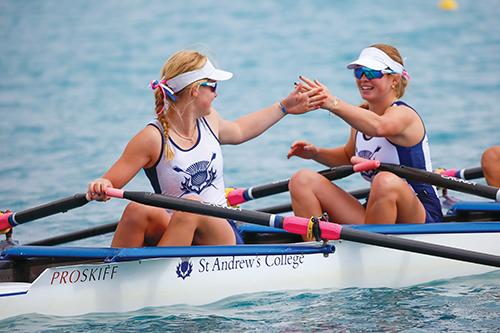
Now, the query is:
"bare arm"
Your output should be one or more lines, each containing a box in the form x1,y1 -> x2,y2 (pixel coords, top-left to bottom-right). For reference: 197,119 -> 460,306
217,83 -> 326,145
287,128 -> 356,168
300,77 -> 424,147
87,126 -> 162,200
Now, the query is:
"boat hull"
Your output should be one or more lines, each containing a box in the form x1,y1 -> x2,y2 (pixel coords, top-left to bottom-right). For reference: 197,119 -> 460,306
0,226 -> 499,320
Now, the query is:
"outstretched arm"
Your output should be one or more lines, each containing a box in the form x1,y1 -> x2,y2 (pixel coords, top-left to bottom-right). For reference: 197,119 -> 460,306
218,83 -> 326,145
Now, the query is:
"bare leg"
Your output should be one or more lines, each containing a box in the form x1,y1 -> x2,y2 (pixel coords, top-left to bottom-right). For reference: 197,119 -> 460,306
289,169 -> 365,240
157,197 -> 236,246
481,146 -> 500,187
365,172 -> 426,224
111,202 -> 171,247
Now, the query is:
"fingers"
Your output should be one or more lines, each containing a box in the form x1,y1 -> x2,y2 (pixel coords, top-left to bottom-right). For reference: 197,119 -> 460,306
287,141 -> 314,159
350,156 -> 370,165
300,76 -> 316,87
87,178 -> 113,201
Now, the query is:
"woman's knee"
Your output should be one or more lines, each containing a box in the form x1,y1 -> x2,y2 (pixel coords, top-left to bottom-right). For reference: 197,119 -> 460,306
289,169 -> 321,193
370,172 -> 405,196
122,202 -> 168,228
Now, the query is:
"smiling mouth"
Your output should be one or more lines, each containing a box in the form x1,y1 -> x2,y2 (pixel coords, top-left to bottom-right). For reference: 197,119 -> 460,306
361,86 -> 373,91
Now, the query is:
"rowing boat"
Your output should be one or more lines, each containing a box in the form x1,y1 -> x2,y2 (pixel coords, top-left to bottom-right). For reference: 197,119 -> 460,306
0,219 -> 499,320
0,164 -> 499,320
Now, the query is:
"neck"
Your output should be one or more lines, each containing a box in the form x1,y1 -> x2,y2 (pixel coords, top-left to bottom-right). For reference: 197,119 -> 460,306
368,96 -> 398,115
166,111 -> 198,141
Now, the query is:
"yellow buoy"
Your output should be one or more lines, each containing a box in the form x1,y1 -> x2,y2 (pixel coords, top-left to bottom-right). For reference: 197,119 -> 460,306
439,0 -> 459,11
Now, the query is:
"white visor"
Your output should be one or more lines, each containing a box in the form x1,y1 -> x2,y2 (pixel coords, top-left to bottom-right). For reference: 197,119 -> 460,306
347,47 -> 404,74
166,59 -> 233,93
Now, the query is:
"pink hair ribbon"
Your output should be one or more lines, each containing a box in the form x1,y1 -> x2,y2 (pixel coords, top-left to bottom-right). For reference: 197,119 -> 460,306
402,69 -> 411,81
150,77 -> 177,115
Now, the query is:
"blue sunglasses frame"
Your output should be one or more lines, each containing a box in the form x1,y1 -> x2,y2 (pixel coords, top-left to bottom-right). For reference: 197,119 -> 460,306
200,81 -> 217,92
354,67 -> 397,80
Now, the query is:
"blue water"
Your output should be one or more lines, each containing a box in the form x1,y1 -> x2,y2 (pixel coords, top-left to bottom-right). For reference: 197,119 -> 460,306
1,0 -> 500,331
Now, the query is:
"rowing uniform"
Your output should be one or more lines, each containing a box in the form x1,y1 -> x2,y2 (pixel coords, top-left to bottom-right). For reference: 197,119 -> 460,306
355,101 -> 443,223
144,118 -> 244,244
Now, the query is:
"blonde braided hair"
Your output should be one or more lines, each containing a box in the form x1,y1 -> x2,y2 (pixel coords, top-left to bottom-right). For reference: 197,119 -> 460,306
153,51 -> 208,160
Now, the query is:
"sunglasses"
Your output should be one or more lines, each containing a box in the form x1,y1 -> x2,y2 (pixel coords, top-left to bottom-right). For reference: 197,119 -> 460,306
354,67 -> 397,80
200,81 -> 217,93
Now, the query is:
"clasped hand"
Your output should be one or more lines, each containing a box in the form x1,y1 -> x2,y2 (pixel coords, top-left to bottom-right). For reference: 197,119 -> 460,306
281,82 -> 327,114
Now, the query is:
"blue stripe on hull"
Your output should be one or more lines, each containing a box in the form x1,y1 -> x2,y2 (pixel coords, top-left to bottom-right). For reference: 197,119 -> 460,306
240,222 -> 500,235
1,243 -> 335,262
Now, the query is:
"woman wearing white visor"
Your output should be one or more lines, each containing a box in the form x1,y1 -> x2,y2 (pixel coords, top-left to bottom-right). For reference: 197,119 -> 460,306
88,50 -> 326,247
287,44 -> 442,234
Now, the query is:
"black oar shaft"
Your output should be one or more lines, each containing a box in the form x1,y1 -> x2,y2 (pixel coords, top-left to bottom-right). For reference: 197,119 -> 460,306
462,166 -> 484,180
10,193 -> 89,225
122,191 -> 283,227
107,189 -> 500,268
340,227 -> 500,267
25,221 -> 118,246
379,163 -> 500,201
249,165 -> 357,199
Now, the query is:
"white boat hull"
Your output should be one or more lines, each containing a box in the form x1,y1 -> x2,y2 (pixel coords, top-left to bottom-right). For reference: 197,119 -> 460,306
0,230 -> 499,320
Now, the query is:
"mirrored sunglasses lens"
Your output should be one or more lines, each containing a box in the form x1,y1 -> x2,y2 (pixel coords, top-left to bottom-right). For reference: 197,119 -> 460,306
354,67 -> 383,79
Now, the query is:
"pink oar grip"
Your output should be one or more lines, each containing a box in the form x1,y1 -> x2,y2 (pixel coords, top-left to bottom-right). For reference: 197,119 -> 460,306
226,188 -> 247,206
438,169 -> 458,177
105,188 -> 124,199
282,216 -> 342,240
0,212 -> 13,230
353,159 -> 380,172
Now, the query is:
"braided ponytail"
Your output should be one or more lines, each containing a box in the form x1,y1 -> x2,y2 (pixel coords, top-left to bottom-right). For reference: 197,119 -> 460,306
153,50 -> 208,161
154,87 -> 175,160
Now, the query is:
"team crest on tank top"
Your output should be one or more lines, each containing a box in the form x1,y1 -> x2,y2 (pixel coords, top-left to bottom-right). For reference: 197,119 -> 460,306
173,152 -> 218,196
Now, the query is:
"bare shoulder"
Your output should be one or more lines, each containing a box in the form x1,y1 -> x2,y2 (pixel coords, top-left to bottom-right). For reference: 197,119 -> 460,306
125,125 -> 162,165
204,108 -> 221,137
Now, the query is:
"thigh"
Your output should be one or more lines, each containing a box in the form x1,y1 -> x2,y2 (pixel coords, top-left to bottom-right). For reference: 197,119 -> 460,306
113,202 -> 171,247
370,172 -> 427,223
192,216 -> 236,246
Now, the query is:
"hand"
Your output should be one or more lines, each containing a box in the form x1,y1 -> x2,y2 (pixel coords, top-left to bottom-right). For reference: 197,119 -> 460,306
298,76 -> 336,111
87,178 -> 113,201
287,140 -> 318,160
350,156 -> 373,165
281,82 -> 327,115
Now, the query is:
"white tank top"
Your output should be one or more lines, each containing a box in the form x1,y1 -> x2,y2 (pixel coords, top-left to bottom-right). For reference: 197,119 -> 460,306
355,101 -> 434,182
144,118 -> 226,214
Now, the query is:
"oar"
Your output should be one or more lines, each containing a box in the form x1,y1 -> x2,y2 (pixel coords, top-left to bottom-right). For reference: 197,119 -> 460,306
376,163 -> 500,201
437,166 -> 483,180
25,221 -> 118,246
105,188 -> 500,268
0,193 -> 90,231
257,188 -> 371,214
227,160 -> 379,206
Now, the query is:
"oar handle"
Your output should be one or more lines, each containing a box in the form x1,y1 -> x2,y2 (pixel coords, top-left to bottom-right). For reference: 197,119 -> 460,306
227,160 -> 379,206
378,163 -> 500,201
0,193 -> 90,231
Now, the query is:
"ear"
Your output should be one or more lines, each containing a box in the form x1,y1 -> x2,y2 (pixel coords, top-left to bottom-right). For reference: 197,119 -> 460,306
392,75 -> 401,87
190,85 -> 199,98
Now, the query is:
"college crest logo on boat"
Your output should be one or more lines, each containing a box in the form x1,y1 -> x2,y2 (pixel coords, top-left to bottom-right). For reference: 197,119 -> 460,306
176,257 -> 193,280
173,152 -> 218,196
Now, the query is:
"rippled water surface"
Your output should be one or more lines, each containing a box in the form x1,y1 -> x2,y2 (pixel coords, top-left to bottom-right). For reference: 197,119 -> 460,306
1,0 -> 500,331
